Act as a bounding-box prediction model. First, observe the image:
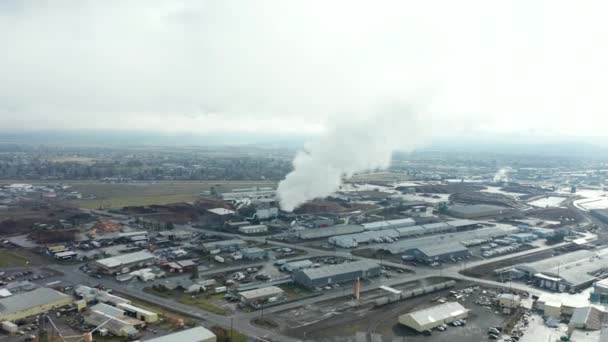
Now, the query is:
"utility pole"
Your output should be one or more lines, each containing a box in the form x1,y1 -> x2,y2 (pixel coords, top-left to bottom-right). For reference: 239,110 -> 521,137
37,314 -> 49,342
230,317 -> 234,341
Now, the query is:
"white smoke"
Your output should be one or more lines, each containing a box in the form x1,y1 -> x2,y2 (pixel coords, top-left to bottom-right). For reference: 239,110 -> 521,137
493,167 -> 512,182
277,104 -> 431,212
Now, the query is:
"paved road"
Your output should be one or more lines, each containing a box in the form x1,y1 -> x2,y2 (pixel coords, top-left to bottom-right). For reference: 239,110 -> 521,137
45,214 -> 598,341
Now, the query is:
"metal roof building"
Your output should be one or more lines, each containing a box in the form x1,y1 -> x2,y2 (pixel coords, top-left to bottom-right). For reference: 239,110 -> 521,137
92,251 -> 156,274
293,260 -> 381,288
515,248 -> 608,292
378,225 -> 517,255
238,286 -> 285,303
282,259 -> 314,273
201,239 -> 247,251
399,302 -> 470,332
144,326 -> 217,342
297,224 -> 364,240
414,242 -> 470,262
447,204 -> 508,218
0,287 -> 74,322
362,218 -> 415,231
328,229 -> 400,248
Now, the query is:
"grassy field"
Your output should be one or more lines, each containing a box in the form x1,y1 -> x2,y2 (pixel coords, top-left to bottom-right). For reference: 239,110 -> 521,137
66,180 -> 276,209
0,249 -> 31,267
177,295 -> 229,315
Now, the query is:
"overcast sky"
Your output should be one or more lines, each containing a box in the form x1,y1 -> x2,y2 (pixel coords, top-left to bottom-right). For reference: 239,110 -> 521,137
1,1 -> 608,140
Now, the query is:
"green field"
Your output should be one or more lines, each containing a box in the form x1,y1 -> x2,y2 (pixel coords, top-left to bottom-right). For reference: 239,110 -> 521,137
66,180 -> 276,209
0,249 -> 32,267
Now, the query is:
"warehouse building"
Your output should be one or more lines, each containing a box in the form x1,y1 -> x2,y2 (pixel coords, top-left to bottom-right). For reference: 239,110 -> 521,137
238,224 -> 268,234
447,204 -> 509,219
282,259 -> 314,273
92,251 -> 156,275
514,248 -> 608,292
411,242 -> 470,263
362,218 -> 415,231
294,260 -> 381,288
297,224 -> 364,240
569,306 -> 607,330
238,286 -> 285,305
329,229 -> 400,248
145,326 -> 217,342
84,303 -> 143,338
399,302 -> 470,332
202,239 -> 247,252
116,303 -> 158,323
379,225 -> 517,255
445,219 -> 481,231
242,247 -> 267,260
0,287 -> 74,322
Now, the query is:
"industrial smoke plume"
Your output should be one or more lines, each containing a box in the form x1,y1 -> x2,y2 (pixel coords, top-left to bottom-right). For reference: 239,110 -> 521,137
493,167 -> 512,182
277,104 -> 430,212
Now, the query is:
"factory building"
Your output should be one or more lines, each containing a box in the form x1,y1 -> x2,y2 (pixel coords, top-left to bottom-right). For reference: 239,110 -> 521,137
238,224 -> 268,234
202,239 -> 247,252
514,248 -> 608,292
281,259 -> 314,273
145,326 -> 217,342
297,224 -> 364,240
447,204 -> 509,219
362,218 -> 415,231
0,287 -> 74,322
238,286 -> 285,305
398,302 -> 470,332
92,251 -> 156,275
293,260 -> 381,288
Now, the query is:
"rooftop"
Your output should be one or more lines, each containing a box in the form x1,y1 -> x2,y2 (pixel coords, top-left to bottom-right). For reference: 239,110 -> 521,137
0,287 -> 72,314
416,242 -> 468,257
402,302 -> 470,327
297,260 -> 379,280
144,327 -> 216,342
239,286 -> 284,300
95,251 -> 155,268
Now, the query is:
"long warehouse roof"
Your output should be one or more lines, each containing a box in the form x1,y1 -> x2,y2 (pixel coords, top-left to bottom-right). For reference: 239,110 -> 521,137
297,260 -> 379,280
0,287 -> 71,314
95,251 -> 155,268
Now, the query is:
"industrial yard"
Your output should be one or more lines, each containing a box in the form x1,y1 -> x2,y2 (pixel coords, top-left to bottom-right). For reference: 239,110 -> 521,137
3,152 -> 608,342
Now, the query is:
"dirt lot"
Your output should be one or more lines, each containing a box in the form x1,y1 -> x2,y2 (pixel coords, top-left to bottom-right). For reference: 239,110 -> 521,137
265,278 -> 511,342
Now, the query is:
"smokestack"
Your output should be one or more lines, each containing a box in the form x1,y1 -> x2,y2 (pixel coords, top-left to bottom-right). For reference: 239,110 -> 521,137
354,277 -> 360,300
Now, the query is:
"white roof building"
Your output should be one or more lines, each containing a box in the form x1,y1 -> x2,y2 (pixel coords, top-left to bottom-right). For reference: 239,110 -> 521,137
399,302 -> 470,332
144,326 -> 216,342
